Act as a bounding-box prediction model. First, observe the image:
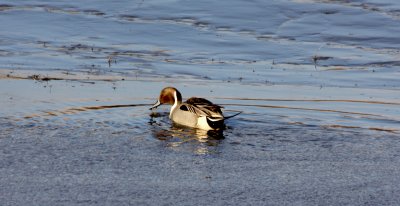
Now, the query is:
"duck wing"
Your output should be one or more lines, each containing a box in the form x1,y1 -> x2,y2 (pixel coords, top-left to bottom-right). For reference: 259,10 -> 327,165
186,97 -> 213,105
181,97 -> 224,118
185,97 -> 223,115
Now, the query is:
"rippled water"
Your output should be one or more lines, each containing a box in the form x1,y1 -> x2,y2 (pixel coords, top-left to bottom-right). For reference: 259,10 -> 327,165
1,0 -> 400,205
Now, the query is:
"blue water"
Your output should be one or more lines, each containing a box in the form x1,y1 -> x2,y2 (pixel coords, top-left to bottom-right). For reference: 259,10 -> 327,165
1,0 -> 400,205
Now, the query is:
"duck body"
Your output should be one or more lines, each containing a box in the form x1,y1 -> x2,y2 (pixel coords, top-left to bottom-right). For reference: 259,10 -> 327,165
150,87 -> 225,130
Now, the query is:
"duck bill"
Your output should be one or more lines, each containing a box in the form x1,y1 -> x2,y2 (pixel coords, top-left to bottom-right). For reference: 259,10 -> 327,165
149,99 -> 161,110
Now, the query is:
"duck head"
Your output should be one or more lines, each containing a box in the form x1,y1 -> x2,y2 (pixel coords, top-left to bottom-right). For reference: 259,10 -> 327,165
150,87 -> 182,110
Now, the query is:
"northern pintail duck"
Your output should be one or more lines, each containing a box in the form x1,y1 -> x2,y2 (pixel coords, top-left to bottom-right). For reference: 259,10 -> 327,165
150,87 -> 239,130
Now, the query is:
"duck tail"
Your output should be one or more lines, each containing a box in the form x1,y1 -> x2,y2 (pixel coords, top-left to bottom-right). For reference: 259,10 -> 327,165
223,111 -> 242,120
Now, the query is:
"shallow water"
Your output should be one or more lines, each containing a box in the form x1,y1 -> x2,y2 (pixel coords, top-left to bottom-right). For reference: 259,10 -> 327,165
1,0 -> 400,205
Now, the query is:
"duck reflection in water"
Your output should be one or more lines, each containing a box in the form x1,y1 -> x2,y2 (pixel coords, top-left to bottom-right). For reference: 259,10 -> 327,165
149,113 -> 224,154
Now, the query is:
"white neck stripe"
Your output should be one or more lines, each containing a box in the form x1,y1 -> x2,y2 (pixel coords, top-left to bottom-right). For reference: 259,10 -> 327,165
170,91 -> 178,118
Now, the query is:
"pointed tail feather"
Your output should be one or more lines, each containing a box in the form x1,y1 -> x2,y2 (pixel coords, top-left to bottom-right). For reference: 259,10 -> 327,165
223,111 -> 242,120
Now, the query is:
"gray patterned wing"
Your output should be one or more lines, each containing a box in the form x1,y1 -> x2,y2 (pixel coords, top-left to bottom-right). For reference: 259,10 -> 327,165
185,97 -> 223,118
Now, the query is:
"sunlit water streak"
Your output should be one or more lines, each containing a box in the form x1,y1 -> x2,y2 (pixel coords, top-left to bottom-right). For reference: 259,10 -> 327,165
1,0 -> 400,205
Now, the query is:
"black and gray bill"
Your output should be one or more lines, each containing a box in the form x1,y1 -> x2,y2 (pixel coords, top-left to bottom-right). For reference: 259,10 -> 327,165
149,99 -> 161,110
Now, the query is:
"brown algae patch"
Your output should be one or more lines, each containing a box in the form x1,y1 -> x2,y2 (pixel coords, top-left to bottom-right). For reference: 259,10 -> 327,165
217,97 -> 400,106
324,124 -> 399,134
23,114 -> 40,119
0,69 -> 134,82
223,103 -> 386,117
324,67 -> 350,71
0,4 -> 13,11
22,104 -> 151,119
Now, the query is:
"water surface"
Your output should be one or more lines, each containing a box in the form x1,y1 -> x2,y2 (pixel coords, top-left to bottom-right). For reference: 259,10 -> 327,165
1,0 -> 400,205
